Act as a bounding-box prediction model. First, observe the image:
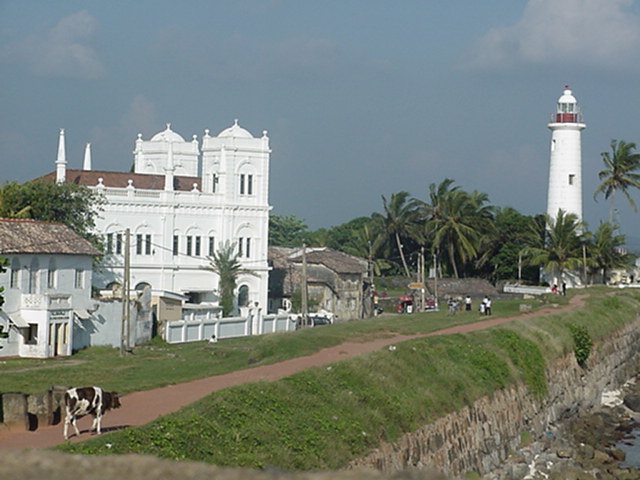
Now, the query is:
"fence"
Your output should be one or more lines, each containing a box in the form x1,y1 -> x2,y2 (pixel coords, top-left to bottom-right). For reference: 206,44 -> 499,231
164,308 -> 295,344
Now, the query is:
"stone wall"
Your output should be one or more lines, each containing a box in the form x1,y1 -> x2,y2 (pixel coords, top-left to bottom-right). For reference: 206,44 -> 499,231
1,385 -> 67,431
349,316 -> 640,478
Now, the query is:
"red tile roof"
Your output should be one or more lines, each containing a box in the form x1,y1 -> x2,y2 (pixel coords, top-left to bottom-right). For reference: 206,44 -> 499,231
36,169 -> 201,192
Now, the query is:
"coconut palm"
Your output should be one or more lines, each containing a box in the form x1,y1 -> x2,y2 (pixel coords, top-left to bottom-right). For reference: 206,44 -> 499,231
593,139 -> 640,222
587,221 -> 629,284
524,210 -> 584,283
421,179 -> 493,278
379,191 -> 421,278
207,241 -> 254,316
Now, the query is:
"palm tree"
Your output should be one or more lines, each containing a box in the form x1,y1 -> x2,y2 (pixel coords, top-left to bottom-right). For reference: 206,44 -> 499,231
587,221 -> 629,284
207,241 -> 251,316
524,210 -> 584,284
594,139 -> 640,223
379,191 -> 421,277
421,179 -> 493,278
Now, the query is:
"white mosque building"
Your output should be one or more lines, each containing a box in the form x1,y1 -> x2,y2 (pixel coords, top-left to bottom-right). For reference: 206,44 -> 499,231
43,121 -> 271,312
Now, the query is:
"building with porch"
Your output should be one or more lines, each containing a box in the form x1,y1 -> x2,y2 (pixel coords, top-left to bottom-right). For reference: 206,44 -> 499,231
0,219 -> 100,358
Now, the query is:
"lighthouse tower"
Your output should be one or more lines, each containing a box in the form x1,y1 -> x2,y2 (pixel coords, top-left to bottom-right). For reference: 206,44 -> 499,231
546,86 -> 586,222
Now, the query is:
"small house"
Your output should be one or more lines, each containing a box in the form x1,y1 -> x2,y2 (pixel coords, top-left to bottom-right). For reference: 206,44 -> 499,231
0,219 -> 100,358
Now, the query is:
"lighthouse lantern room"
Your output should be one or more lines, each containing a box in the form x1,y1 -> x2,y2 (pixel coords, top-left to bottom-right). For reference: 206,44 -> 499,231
546,86 -> 586,223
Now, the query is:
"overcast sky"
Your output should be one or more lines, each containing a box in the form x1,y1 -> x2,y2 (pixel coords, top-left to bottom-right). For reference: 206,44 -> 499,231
1,1 -> 640,246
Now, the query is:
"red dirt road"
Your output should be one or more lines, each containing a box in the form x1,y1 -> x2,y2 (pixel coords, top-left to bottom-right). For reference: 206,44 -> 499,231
0,295 -> 585,451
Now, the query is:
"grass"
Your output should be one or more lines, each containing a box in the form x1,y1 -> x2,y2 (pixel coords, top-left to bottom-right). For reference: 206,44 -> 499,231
56,288 -> 640,471
0,292 -> 558,395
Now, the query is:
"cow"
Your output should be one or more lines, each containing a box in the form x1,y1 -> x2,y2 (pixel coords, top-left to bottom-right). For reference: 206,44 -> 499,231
63,386 -> 121,440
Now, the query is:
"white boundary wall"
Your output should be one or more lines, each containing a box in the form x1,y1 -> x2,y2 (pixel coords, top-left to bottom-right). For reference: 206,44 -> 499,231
164,310 -> 295,344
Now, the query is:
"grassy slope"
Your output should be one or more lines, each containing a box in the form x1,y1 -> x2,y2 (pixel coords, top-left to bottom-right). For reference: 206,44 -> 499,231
0,293 -> 566,395
57,289 -> 640,471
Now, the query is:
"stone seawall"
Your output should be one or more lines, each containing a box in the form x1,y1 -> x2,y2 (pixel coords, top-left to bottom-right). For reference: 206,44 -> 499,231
349,316 -> 640,478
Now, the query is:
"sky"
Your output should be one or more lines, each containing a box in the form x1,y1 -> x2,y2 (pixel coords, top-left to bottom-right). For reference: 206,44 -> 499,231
1,0 -> 640,247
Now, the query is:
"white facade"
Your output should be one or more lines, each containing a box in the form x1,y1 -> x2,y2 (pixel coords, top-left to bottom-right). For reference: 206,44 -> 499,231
53,121 -> 271,312
546,86 -> 586,222
0,252 -> 95,358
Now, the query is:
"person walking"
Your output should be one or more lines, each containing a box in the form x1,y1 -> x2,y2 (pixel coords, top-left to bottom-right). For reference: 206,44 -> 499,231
465,295 -> 472,312
485,296 -> 492,315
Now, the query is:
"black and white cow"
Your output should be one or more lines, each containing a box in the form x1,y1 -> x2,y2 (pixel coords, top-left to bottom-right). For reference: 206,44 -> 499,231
63,386 -> 121,439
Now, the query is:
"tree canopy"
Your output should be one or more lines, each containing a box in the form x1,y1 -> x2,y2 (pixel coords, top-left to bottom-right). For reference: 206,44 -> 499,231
0,181 -> 104,247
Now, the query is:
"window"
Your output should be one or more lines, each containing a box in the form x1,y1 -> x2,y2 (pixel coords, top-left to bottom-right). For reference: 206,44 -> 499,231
26,324 -> 38,344
47,259 -> 56,289
173,235 -> 179,256
10,259 -> 19,288
186,236 -> 193,256
245,238 -> 251,258
568,174 -> 575,185
136,234 -> 143,255
105,233 -> 113,254
238,285 -> 249,307
28,258 -> 39,294
195,236 -> 201,256
238,237 -> 244,257
116,233 -> 123,255
239,174 -> 254,195
212,173 -> 219,193
74,269 -> 84,289
208,237 -> 215,256
145,234 -> 152,255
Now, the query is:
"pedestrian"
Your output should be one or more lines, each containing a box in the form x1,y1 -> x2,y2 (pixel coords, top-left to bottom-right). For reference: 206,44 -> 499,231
465,295 -> 472,312
479,300 -> 485,315
562,282 -> 567,296
484,296 -> 492,316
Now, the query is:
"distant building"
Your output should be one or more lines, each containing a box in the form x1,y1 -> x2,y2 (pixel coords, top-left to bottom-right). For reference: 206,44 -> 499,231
0,219 -> 99,358
39,122 -> 271,319
268,246 -> 371,321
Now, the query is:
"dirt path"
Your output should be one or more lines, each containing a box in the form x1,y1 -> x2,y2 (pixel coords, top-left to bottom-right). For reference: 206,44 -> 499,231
0,295 -> 585,451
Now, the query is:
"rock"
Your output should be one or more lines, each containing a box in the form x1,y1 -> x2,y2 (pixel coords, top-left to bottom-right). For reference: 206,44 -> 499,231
556,448 -> 573,458
576,444 -> 595,460
593,449 -> 612,465
623,394 -> 640,413
607,447 -> 626,462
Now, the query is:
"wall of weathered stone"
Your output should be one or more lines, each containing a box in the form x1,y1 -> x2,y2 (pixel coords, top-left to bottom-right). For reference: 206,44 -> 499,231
349,316 -> 640,478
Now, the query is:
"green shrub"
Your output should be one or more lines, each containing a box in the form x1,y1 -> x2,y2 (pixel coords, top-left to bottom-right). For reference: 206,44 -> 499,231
569,323 -> 592,368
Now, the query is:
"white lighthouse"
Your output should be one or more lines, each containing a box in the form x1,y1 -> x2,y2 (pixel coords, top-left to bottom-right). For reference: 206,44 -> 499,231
546,86 -> 586,222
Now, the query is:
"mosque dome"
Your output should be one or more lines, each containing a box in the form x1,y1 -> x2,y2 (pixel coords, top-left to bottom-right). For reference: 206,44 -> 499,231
150,124 -> 186,143
218,119 -> 253,138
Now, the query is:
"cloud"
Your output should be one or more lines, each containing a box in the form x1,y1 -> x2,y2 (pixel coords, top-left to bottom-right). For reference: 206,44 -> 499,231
2,11 -> 105,79
466,0 -> 640,69
119,95 -> 158,136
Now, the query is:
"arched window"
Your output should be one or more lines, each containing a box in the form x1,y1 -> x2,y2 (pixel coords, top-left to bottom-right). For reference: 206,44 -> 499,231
28,258 -> 39,294
10,258 -> 20,289
238,285 -> 249,307
47,258 -> 56,289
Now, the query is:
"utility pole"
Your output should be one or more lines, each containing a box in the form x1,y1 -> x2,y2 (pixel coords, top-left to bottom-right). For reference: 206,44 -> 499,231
433,251 -> 438,310
301,243 -> 308,327
120,228 -> 130,355
420,246 -> 425,312
518,252 -> 522,282
582,243 -> 588,285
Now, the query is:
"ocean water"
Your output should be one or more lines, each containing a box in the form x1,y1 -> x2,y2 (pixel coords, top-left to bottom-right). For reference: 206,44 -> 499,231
617,429 -> 640,469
